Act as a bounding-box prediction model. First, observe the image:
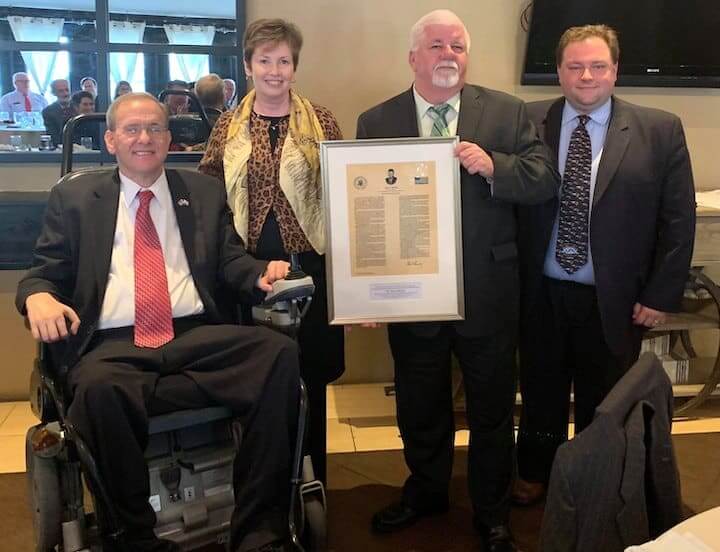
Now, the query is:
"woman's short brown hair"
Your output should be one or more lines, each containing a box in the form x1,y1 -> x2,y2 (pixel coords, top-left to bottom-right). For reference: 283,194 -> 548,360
555,24 -> 620,66
243,18 -> 303,68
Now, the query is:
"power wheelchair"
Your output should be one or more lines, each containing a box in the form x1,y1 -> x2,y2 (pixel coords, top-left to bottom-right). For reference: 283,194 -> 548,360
24,117 -> 327,552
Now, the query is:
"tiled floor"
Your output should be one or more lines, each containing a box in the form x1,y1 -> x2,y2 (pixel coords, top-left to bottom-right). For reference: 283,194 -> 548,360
3,384 -> 720,474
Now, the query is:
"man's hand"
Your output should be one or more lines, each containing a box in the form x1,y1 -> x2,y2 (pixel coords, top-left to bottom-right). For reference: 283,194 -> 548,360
256,260 -> 291,292
25,292 -> 80,343
455,141 -> 494,178
632,302 -> 668,328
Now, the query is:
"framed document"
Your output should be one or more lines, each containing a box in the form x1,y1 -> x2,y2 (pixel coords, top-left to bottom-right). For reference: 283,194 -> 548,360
320,137 -> 464,324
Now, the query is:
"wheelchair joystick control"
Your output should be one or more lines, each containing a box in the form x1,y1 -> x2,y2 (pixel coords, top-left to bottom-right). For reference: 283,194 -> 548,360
285,253 -> 306,281
252,254 -> 315,334
160,465 -> 182,502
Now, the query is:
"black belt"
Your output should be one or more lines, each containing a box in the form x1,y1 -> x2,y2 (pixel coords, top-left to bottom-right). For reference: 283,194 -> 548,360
94,314 -> 208,341
543,275 -> 596,291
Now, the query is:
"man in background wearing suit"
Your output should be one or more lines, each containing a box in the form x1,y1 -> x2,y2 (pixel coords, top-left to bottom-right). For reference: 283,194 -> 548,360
42,78 -> 75,148
515,25 -> 695,506
17,93 -> 299,552
356,10 -> 558,552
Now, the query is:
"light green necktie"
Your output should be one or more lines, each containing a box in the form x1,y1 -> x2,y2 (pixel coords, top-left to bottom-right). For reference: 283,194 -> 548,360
428,103 -> 451,137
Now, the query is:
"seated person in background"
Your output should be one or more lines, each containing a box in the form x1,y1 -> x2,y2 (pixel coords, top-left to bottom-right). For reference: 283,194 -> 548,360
0,71 -> 48,118
70,91 -> 100,149
114,80 -> 132,100
42,78 -> 75,147
164,79 -> 190,115
194,73 -> 226,129
224,78 -> 237,109
80,76 -> 98,98
17,92 -> 300,552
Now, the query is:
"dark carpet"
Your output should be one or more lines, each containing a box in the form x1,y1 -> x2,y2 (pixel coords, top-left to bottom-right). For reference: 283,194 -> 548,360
2,433 -> 719,552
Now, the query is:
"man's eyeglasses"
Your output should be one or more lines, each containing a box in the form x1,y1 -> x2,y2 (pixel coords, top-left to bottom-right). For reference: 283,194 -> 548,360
118,124 -> 168,137
564,63 -> 612,77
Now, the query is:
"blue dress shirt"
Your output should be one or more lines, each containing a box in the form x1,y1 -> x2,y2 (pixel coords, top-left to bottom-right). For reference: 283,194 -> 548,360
543,98 -> 612,285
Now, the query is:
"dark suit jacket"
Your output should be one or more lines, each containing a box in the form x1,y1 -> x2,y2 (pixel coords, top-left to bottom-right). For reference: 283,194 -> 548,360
356,85 -> 559,337
518,97 -> 696,355
16,168 -> 267,369
41,101 -> 74,147
539,352 -> 682,552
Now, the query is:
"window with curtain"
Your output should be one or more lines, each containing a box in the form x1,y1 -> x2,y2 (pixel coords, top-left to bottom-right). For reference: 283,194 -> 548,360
0,1 -> 244,158
8,16 -> 65,98
165,25 -> 214,84
108,21 -> 146,99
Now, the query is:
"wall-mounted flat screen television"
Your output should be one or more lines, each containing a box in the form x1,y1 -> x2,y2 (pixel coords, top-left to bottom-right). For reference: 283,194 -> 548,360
522,0 -> 720,88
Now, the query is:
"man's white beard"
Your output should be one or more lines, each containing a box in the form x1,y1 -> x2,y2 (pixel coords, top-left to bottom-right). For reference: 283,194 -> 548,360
432,62 -> 460,88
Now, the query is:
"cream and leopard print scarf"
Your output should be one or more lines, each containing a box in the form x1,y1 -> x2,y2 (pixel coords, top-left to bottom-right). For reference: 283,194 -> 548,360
222,89 -> 327,254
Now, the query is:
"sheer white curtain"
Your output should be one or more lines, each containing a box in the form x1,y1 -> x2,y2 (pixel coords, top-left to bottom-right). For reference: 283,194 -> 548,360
163,24 -> 214,83
8,16 -> 64,97
109,21 -> 146,95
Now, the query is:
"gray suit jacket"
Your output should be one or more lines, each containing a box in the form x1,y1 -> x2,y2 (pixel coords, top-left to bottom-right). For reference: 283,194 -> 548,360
357,85 -> 559,336
539,352 -> 683,552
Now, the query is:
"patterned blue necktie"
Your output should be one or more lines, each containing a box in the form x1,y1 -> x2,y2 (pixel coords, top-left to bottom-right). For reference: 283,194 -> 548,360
428,104 -> 451,137
556,114 -> 591,274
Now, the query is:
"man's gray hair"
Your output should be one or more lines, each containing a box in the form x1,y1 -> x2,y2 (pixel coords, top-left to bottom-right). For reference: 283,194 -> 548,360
409,9 -> 471,52
50,78 -> 69,95
106,92 -> 169,131
12,71 -> 29,82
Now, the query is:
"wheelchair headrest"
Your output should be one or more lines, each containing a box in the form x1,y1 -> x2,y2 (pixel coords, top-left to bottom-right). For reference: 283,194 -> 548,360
168,114 -> 210,146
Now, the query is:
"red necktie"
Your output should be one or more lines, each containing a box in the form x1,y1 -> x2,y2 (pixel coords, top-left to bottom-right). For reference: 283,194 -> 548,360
134,190 -> 174,348
24,94 -> 32,112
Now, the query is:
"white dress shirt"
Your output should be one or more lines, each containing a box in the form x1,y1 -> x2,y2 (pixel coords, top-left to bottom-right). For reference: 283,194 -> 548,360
0,90 -> 48,117
98,171 -> 204,329
413,86 -> 461,137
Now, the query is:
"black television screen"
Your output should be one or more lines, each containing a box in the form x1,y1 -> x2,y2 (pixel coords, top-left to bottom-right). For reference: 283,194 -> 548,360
522,0 -> 720,88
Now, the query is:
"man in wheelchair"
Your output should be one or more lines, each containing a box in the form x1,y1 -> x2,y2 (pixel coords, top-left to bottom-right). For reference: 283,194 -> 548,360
16,92 -> 299,552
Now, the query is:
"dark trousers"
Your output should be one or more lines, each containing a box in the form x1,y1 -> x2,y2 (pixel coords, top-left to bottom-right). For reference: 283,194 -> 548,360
517,277 -> 642,483
388,323 -> 517,528
66,320 -> 299,552
248,241 -> 345,484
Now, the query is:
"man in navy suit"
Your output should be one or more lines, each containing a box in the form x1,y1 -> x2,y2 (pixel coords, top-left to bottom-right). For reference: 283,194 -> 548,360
357,10 -> 558,552
515,25 -> 695,506
17,93 -> 298,552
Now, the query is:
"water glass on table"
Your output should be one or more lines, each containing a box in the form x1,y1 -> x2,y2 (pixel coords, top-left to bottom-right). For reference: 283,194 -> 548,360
10,134 -> 23,151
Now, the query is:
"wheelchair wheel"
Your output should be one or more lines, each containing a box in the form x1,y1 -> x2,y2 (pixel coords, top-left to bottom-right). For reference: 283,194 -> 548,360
302,495 -> 327,551
26,426 -> 63,552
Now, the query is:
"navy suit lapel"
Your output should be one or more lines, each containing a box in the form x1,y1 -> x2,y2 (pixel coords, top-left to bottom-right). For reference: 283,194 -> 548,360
91,170 -> 121,309
594,96 -> 630,207
397,88 -> 420,137
166,169 -> 197,269
457,86 -> 484,142
543,98 -> 565,169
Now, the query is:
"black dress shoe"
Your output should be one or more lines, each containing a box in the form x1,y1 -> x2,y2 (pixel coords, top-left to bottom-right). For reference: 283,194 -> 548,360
512,478 -> 546,506
371,500 -> 448,534
477,524 -> 516,552
244,539 -> 291,552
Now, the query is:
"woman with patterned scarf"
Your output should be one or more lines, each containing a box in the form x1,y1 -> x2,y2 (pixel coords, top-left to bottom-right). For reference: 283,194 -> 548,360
199,18 -> 345,484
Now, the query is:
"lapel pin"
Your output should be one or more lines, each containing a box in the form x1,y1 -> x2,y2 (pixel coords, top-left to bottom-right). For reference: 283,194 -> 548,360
177,198 -> 190,207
